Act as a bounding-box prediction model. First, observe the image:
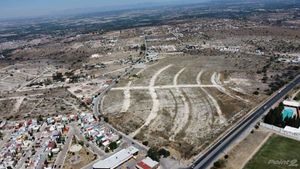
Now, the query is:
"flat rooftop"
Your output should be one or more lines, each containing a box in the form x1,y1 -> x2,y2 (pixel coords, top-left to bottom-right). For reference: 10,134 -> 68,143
93,146 -> 139,169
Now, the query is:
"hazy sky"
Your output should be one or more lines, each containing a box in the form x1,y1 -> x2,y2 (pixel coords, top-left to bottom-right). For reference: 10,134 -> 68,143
0,0 -> 205,19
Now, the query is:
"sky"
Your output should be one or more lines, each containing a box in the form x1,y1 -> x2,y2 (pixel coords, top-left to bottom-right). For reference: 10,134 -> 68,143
0,0 -> 206,19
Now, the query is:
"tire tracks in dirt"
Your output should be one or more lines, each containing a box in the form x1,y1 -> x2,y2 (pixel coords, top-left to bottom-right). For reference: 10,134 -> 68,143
197,70 -> 226,124
130,64 -> 173,137
120,67 -> 152,113
211,72 -> 249,103
170,68 -> 190,140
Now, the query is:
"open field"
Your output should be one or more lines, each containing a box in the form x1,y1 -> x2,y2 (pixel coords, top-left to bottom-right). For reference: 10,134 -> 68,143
99,16 -> 300,161
0,88 -> 89,120
102,52 -> 267,160
244,135 -> 300,169
0,28 -> 146,120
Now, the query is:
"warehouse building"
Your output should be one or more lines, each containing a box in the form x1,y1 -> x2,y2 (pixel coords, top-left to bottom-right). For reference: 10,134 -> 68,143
93,146 -> 139,169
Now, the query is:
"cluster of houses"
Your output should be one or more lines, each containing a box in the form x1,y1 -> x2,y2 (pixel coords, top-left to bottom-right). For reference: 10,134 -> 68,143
0,113 -> 77,169
0,112 -> 161,169
0,119 -> 42,168
78,113 -> 121,150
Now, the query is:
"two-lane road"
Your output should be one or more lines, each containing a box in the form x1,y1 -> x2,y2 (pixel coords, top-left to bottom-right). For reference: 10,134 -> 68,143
191,75 -> 300,169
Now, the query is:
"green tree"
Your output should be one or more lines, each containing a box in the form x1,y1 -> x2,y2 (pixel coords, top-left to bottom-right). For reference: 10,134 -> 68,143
158,148 -> 170,158
78,140 -> 84,146
103,116 -> 109,123
52,72 -> 64,82
109,142 -> 118,151
140,44 -> 146,51
213,159 -> 225,168
147,147 -> 160,161
37,115 -> 43,124
142,141 -> 149,146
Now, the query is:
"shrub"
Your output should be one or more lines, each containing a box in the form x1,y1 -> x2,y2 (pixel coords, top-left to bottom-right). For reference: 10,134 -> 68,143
103,116 -> 109,122
213,159 -> 225,168
158,148 -> 170,158
109,142 -> 118,151
142,141 -> 149,146
147,147 -> 160,161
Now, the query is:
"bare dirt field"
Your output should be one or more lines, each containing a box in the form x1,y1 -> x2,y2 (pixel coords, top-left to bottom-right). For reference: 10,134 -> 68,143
102,53 -> 267,160
63,139 -> 95,169
0,88 -> 89,120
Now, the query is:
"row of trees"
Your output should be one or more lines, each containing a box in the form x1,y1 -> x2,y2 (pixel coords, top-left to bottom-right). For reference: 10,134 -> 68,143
264,103 -> 284,127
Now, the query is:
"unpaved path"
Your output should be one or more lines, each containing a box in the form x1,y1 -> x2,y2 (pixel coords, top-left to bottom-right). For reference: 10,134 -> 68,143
292,89 -> 300,100
211,72 -> 249,103
197,71 -> 226,124
240,132 -> 272,169
100,95 -> 106,113
12,96 -> 25,114
0,94 -> 43,101
170,68 -> 190,140
111,84 -> 217,91
0,75 -> 10,81
120,81 -> 132,112
225,129 -> 272,169
130,64 -> 173,137
16,67 -> 52,92
103,65 -> 131,76
120,68 -> 146,113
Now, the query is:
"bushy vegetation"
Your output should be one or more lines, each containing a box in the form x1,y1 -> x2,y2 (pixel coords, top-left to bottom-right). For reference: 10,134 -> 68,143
212,159 -> 226,168
52,72 -> 64,82
140,44 -> 146,51
264,102 -> 284,127
295,92 -> 300,101
108,141 -> 118,151
147,147 -> 170,161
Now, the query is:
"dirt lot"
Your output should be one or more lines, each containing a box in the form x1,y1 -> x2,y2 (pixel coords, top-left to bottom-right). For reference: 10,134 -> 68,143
102,52 -> 267,161
224,128 -> 272,169
98,19 -> 300,162
0,29 -> 145,120
0,88 -> 89,120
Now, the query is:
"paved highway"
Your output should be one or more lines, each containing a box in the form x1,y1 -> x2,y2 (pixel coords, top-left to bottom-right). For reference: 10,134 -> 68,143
191,75 -> 300,169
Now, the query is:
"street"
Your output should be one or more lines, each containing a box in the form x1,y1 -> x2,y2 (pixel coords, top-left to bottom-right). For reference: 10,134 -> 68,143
191,75 -> 300,169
